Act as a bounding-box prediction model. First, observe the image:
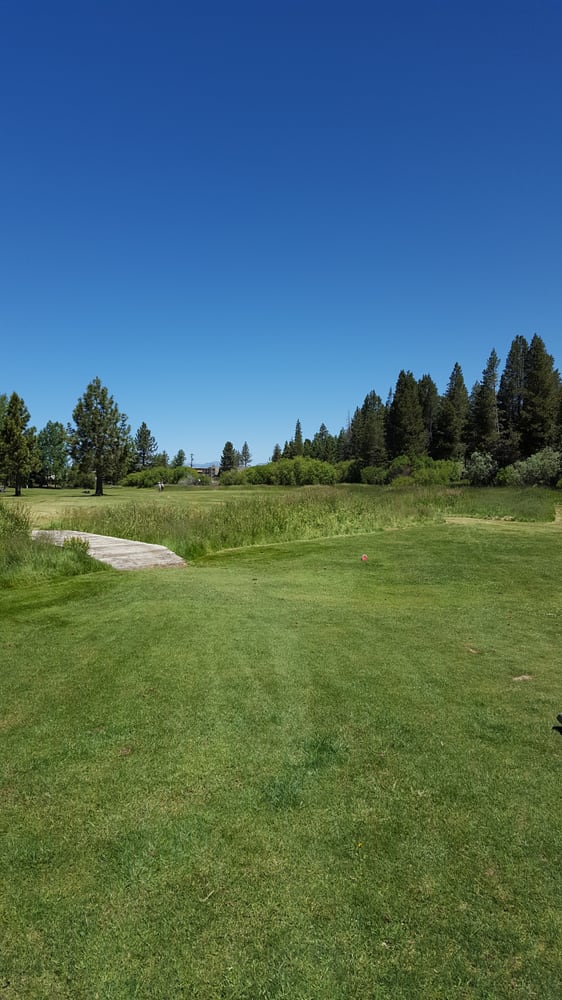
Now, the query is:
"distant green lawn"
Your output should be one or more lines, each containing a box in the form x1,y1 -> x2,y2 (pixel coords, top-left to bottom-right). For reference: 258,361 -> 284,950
1,510 -> 561,998
7,485 -> 267,526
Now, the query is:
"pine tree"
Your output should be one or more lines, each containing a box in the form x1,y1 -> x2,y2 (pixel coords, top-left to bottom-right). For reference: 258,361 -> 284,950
0,393 -> 37,496
220,441 -> 237,473
520,334 -> 560,457
432,363 -> 470,460
417,374 -> 439,454
135,422 -> 158,468
293,420 -> 303,456
37,421 -> 69,487
497,335 -> 528,463
240,441 -> 251,467
271,443 -> 282,462
171,449 -> 186,468
348,406 -> 363,461
468,349 -> 500,455
69,378 -> 131,496
310,423 -> 337,463
336,426 -> 350,461
386,371 -> 426,459
359,391 -> 387,465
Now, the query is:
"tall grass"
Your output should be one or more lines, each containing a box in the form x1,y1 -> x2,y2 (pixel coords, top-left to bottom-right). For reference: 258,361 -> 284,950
50,485 -> 558,560
0,501 -> 106,586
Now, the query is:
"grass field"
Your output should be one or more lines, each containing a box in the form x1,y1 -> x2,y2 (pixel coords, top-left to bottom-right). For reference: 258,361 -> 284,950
1,487 -> 561,998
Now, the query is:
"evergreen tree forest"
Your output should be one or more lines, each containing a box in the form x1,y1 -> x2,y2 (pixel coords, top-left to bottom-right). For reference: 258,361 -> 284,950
1,335 -> 562,491
260,334 -> 562,487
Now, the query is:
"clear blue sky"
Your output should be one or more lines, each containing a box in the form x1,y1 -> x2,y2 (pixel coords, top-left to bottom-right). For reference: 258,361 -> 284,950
2,0 -> 561,464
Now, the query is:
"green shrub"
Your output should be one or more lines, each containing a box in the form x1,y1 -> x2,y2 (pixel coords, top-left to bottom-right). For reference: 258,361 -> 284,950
220,469 -> 246,486
337,460 -> 362,483
495,465 -> 521,487
463,451 -> 497,485
411,458 -> 463,486
517,448 -> 561,486
241,458 -> 337,487
122,465 -> 190,487
361,465 -> 388,485
387,455 -> 412,480
496,449 -> 561,488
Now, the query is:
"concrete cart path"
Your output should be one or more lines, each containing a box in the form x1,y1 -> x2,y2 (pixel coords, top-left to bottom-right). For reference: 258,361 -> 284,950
32,529 -> 186,570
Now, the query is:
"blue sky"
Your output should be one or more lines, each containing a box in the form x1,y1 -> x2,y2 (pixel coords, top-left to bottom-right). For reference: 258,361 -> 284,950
2,0 -> 561,464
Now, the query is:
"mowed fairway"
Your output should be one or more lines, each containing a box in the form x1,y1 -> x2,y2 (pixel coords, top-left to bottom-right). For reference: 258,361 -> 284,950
1,513 -> 561,998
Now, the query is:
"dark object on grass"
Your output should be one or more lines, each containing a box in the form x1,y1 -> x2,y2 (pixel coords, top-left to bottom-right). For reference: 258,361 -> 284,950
552,713 -> 562,735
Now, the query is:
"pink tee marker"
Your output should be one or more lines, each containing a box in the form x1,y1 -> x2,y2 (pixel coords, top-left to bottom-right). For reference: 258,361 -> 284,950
361,554 -> 368,562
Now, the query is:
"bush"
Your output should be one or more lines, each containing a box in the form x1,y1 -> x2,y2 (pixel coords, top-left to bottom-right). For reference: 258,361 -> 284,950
66,468 -> 96,489
122,465 -> 189,488
496,449 -> 561,488
238,458 -> 337,487
387,455 -> 412,481
361,466 -> 388,485
495,465 -> 521,487
411,458 -> 463,486
338,460 -> 363,483
463,452 -> 497,486
220,469 -> 246,486
517,448 -> 561,487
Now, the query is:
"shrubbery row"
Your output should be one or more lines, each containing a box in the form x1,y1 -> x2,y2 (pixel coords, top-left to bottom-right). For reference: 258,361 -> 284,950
219,448 -> 562,489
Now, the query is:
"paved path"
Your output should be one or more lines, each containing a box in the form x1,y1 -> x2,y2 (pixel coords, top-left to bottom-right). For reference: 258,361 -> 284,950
32,529 -> 186,570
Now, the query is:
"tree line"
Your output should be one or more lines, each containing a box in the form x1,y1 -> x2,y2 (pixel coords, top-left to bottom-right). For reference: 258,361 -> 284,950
0,377 -> 191,496
268,335 -> 561,476
1,334 -> 560,495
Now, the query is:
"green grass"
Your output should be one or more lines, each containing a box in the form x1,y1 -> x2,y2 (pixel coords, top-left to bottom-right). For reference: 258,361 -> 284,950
1,505 -> 561,998
0,500 -> 108,588
7,483 -> 557,563
1,485 -> 283,527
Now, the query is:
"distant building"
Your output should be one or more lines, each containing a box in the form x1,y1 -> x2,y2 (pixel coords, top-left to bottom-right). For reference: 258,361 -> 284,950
194,465 -> 220,479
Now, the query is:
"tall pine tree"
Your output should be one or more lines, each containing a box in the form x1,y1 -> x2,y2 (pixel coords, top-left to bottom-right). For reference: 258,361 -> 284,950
69,378 -> 131,496
37,420 -> 69,487
468,349 -> 500,455
497,335 -> 528,463
0,393 -> 37,496
386,371 -> 426,460
358,391 -> 387,465
432,363 -> 469,460
417,374 -> 439,454
220,441 -> 237,472
293,419 -> 304,456
135,422 -> 158,468
520,334 -> 560,457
